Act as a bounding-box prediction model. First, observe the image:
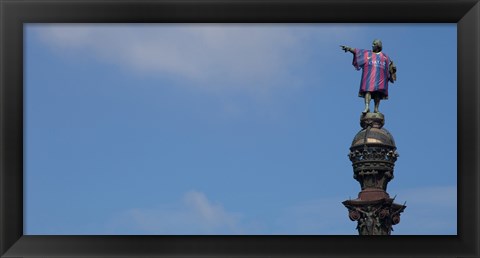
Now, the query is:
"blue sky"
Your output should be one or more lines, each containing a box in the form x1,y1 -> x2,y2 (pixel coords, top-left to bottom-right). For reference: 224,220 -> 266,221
24,24 -> 457,235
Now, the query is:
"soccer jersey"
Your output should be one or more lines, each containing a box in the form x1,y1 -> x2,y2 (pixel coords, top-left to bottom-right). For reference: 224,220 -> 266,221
352,48 -> 391,99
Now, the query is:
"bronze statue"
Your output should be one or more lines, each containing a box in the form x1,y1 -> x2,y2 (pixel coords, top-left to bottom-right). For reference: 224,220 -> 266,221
341,40 -> 397,113
355,206 -> 381,235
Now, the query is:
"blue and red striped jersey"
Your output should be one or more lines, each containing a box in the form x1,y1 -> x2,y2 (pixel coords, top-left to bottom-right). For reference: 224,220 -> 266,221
352,48 -> 392,98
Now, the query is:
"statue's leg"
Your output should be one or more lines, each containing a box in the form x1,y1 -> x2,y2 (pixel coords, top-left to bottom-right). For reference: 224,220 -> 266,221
374,95 -> 380,113
363,92 -> 371,114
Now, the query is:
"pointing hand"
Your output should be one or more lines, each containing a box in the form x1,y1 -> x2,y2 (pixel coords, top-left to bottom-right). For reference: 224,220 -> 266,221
340,45 -> 350,52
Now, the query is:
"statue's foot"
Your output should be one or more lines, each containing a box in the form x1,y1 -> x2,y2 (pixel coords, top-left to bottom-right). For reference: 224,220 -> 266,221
374,109 -> 379,113
362,108 -> 370,114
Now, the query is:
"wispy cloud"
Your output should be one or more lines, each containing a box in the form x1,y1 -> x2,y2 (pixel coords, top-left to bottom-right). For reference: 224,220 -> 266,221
32,24 -> 364,95
34,24 -> 295,92
105,193 -> 354,235
105,186 -> 456,235
106,190 -> 242,234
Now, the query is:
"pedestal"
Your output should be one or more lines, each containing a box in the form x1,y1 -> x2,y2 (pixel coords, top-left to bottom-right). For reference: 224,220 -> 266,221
343,112 -> 406,235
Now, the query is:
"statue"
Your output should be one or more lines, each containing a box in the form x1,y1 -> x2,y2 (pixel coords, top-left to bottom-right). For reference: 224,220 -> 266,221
341,39 -> 397,114
355,206 -> 381,235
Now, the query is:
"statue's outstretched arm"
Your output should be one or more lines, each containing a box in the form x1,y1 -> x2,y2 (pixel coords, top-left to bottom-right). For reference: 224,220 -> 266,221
340,45 -> 355,54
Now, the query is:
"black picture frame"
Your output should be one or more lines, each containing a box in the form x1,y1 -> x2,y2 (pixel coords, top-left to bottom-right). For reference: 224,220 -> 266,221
1,0 -> 478,257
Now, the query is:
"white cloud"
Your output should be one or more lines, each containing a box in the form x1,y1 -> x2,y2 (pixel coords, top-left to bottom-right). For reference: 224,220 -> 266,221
183,190 -> 239,230
34,24 -> 297,92
106,190 -> 242,234
105,187 -> 455,235
32,24 -> 365,95
34,25 -> 93,47
105,193 -> 355,235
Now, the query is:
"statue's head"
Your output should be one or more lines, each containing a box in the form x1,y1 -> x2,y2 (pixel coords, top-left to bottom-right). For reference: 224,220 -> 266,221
372,39 -> 383,53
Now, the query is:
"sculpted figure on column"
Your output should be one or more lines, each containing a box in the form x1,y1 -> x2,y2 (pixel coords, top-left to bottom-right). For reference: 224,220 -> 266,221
341,39 -> 397,113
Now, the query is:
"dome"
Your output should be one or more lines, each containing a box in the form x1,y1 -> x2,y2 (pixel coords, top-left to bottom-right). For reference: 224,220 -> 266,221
351,112 -> 396,148
351,127 -> 396,147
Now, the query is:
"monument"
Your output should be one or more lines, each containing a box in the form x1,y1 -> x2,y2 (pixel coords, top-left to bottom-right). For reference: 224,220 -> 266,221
340,40 -> 406,235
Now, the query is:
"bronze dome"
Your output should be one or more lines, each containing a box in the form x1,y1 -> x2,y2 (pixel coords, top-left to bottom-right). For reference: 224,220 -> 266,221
351,127 -> 396,147
351,112 -> 396,148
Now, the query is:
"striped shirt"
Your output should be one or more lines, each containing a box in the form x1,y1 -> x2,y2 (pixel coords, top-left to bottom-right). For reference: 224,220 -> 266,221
352,48 -> 391,98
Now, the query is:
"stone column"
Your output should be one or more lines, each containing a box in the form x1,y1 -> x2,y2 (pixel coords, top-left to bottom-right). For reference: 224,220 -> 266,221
343,112 -> 406,235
